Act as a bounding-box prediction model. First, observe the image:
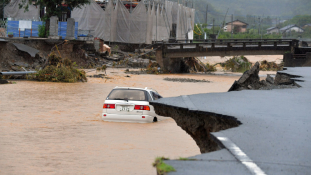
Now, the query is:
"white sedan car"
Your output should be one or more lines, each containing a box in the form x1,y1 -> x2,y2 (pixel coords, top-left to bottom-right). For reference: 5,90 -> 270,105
102,87 -> 163,123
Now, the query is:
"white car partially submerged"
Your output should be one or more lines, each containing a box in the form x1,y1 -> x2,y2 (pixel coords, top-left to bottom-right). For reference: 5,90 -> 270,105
102,87 -> 163,123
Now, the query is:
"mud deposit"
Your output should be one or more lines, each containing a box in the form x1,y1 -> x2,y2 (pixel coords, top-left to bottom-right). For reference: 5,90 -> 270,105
0,68 -> 240,175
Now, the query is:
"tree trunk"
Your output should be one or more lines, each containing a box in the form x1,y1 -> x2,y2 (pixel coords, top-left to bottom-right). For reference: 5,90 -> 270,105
45,18 -> 50,38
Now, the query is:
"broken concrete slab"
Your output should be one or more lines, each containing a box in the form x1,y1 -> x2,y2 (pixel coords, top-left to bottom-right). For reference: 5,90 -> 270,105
274,71 -> 301,85
228,62 -> 262,91
12,43 -> 39,57
0,38 -> 8,43
266,74 -> 274,84
228,62 -> 300,91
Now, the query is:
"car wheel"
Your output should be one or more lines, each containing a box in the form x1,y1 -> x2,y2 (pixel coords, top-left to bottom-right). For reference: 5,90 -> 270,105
153,117 -> 158,122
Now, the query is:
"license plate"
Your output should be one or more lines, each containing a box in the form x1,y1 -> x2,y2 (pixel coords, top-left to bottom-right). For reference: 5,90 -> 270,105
119,106 -> 130,112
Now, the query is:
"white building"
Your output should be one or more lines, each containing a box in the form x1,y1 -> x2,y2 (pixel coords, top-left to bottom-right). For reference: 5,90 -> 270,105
280,25 -> 304,33
266,27 -> 279,34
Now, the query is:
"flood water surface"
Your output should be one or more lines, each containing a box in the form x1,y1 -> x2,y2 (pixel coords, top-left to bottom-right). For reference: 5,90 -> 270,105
0,69 -> 239,174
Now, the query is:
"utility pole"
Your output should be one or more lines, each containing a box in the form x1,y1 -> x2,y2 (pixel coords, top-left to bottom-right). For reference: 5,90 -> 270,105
212,18 -> 215,34
205,5 -> 208,24
277,17 -> 279,26
258,17 -> 260,35
259,17 -> 262,39
260,18 -> 262,40
231,14 -> 233,38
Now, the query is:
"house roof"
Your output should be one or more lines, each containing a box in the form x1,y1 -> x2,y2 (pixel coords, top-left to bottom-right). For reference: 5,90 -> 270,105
266,27 -> 278,31
206,24 -> 220,29
280,24 -> 304,31
280,20 -> 287,23
226,19 -> 248,25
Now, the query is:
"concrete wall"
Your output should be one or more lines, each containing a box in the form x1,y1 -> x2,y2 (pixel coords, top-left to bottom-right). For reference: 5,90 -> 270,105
284,52 -> 311,67
155,50 -> 189,73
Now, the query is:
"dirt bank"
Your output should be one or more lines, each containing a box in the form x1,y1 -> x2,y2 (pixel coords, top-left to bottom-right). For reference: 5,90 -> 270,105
0,38 -> 101,72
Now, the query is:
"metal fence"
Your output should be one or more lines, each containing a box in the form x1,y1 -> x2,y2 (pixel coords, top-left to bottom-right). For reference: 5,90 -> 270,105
6,20 -> 43,38
58,21 -> 78,39
0,19 -> 7,37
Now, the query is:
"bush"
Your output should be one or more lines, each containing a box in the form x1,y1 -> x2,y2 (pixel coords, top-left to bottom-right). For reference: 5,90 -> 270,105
184,57 -> 207,72
38,24 -> 49,38
222,56 -> 252,72
205,62 -> 217,72
153,157 -> 176,175
146,61 -> 160,74
260,60 -> 283,71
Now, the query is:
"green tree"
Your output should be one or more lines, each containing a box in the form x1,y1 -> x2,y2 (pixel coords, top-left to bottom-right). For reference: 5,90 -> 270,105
278,15 -> 311,28
19,0 -> 90,37
0,0 -> 10,19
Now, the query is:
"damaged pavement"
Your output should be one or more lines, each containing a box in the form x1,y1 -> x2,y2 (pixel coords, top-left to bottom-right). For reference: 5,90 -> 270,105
150,66 -> 311,175
228,62 -> 301,91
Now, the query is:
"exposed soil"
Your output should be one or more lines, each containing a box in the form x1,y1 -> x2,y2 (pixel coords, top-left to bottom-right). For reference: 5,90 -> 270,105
0,39 -> 94,72
0,39 -> 157,76
150,103 -> 241,153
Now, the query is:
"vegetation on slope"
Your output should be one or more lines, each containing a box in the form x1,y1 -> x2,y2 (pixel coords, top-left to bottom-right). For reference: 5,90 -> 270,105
153,157 -> 176,175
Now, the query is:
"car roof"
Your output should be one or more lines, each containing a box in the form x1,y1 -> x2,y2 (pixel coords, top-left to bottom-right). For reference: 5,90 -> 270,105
113,86 -> 158,93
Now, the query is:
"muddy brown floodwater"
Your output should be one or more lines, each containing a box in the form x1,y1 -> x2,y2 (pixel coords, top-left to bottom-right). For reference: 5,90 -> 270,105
0,68 -> 241,175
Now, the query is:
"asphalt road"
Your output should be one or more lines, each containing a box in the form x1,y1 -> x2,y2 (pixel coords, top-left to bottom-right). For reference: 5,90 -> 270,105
152,67 -> 311,175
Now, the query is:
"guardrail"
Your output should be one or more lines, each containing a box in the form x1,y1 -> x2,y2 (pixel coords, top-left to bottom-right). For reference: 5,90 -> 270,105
155,39 -> 299,51
0,71 -> 37,75
292,54 -> 307,59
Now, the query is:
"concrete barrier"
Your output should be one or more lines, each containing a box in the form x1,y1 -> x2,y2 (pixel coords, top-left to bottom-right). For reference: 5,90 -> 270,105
283,52 -> 311,67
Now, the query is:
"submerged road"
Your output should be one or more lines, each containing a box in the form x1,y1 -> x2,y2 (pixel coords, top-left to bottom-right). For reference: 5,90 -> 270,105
151,67 -> 311,174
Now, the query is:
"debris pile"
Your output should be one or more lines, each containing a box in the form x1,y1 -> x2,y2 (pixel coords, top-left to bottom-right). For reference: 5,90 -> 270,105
228,62 -> 300,91
205,62 -> 217,72
146,61 -> 160,74
29,52 -> 87,83
259,60 -> 283,71
164,78 -> 210,83
221,56 -> 252,73
184,57 -> 213,73
0,74 -> 9,84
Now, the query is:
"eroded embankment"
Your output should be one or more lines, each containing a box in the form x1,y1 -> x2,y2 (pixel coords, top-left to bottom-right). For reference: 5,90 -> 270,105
150,103 -> 241,153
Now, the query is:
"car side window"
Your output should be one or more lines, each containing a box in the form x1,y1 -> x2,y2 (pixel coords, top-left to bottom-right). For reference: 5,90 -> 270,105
151,92 -> 162,100
147,91 -> 153,101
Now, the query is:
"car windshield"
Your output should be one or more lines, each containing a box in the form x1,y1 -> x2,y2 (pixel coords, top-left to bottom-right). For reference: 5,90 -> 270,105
107,89 -> 147,101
